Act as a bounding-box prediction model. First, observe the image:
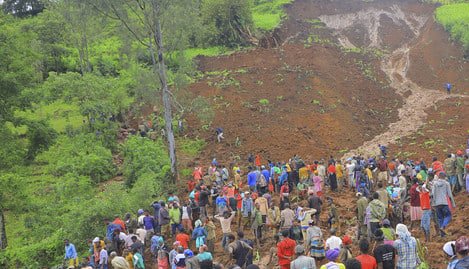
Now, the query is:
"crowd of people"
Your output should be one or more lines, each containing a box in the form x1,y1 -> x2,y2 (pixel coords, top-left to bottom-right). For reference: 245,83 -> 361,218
63,148 -> 469,269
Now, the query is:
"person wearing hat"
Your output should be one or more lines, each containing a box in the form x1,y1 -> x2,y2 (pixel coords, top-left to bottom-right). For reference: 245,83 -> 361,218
393,224 -> 419,269
339,235 -> 353,263
379,219 -> 395,245
305,219 -> 325,261
432,171 -> 456,237
277,229 -> 297,269
291,244 -> 316,269
373,229 -> 395,269
184,249 -> 200,269
443,241 -> 458,269
320,248 -> 345,269
355,239 -> 377,269
92,237 -> 106,266
357,191 -> 369,240
454,236 -> 469,268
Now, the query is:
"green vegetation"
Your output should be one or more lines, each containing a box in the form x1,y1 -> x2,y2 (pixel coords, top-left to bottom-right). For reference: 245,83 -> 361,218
178,138 -> 207,157
0,0 -> 296,267
435,3 -> 469,53
259,98 -> 270,105
252,0 -> 293,30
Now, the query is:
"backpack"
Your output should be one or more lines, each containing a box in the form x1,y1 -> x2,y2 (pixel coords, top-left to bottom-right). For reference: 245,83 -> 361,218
259,174 -> 267,187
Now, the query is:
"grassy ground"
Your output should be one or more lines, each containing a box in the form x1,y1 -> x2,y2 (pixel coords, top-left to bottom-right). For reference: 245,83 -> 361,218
435,3 -> 469,52
252,0 -> 293,31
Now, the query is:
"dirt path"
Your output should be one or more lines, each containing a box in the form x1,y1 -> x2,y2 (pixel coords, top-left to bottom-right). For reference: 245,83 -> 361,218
316,5 -> 468,159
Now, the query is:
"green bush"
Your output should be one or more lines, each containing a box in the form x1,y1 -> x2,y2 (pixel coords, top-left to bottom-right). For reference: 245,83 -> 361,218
252,0 -> 293,31
0,126 -> 28,169
122,136 -> 171,187
435,3 -> 469,53
178,138 -> 206,157
201,0 -> 253,47
37,134 -> 115,183
21,119 -> 57,160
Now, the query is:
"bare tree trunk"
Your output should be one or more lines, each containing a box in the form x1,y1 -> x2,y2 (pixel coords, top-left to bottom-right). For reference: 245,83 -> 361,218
149,1 -> 178,182
0,209 -> 7,249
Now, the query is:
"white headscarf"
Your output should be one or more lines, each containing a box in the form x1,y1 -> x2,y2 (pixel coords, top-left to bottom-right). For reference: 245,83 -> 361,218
396,223 -> 411,243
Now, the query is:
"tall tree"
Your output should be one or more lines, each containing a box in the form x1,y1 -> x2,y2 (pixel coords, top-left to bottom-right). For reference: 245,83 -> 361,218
89,0 -> 181,181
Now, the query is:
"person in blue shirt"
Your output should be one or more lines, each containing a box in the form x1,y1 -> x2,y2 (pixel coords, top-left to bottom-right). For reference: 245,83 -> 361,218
261,165 -> 271,185
104,219 -> 121,241
64,239 -> 78,269
446,83 -> 452,94
247,166 -> 258,192
378,144 -> 387,157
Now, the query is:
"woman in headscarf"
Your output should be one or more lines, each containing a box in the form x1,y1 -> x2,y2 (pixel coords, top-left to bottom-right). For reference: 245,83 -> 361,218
192,219 -> 207,248
393,223 -> 420,269
320,248 -> 345,269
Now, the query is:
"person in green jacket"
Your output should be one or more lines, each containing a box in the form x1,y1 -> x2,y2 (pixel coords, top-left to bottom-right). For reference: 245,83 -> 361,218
252,203 -> 263,246
132,248 -> 145,269
369,192 -> 386,236
456,151 -> 466,192
169,203 -> 183,237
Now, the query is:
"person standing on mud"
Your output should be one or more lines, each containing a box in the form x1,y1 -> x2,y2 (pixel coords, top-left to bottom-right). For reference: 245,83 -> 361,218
445,83 -> 452,94
215,127 -> 224,143
317,161 -> 327,187
328,162 -> 338,192
377,156 -> 389,186
432,172 -> 456,237
335,160 -> 345,190
417,182 -> 431,242
357,192 -> 369,240
369,192 -> 387,236
307,190 -> 322,224
277,229 -> 297,269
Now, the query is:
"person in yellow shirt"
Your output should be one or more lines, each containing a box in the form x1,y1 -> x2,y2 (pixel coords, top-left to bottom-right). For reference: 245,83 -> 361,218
122,249 -> 134,269
335,160 -> 345,190
234,169 -> 242,188
365,165 -> 373,182
299,165 -> 310,184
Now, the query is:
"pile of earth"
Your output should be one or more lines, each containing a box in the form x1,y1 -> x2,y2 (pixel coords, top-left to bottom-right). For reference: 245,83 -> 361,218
167,0 -> 468,268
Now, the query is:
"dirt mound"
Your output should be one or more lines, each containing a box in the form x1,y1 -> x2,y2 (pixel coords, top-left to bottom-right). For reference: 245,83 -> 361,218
179,0 -> 469,268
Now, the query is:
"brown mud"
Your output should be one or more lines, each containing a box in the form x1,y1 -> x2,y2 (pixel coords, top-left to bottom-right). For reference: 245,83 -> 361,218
178,0 -> 468,268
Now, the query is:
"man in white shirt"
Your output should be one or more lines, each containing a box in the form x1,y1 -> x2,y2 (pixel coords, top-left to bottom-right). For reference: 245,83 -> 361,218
325,228 -> 342,250
135,225 -> 146,244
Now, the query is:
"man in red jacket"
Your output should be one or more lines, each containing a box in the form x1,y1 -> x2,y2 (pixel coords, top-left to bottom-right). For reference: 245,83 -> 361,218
277,229 -> 297,269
